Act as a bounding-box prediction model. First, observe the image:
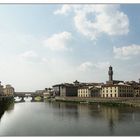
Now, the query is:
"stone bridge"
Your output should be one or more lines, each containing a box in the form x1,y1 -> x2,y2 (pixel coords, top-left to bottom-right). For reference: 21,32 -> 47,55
14,92 -> 44,102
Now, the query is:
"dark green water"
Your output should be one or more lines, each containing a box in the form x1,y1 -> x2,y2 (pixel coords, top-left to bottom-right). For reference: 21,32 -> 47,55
0,100 -> 140,136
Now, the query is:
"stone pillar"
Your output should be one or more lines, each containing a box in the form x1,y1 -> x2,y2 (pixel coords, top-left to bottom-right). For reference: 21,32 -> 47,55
31,96 -> 35,102
20,96 -> 24,102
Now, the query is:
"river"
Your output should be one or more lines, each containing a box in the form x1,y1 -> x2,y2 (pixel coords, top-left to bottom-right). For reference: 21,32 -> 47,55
0,100 -> 140,136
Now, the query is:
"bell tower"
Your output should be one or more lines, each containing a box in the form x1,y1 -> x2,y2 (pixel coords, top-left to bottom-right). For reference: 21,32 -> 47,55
108,66 -> 113,81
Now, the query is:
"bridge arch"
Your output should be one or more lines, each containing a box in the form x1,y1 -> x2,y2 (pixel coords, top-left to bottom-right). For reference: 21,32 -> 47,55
14,92 -> 44,102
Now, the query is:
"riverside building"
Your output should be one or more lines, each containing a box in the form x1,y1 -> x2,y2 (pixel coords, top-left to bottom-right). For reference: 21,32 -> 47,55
53,83 -> 78,97
0,82 -> 14,96
134,86 -> 140,97
3,84 -> 15,96
101,83 -> 134,98
78,86 -> 92,97
125,80 -> 140,97
52,66 -> 139,98
0,82 -> 4,96
75,80 -> 102,98
101,66 -> 135,98
53,81 -> 102,97
78,85 -> 101,97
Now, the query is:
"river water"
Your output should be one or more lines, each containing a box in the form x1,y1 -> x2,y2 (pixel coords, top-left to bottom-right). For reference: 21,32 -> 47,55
0,100 -> 140,136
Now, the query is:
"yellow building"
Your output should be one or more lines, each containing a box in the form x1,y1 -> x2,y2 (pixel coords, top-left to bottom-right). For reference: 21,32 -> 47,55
78,86 -> 101,97
3,84 -> 14,96
78,86 -> 92,97
101,83 -> 134,98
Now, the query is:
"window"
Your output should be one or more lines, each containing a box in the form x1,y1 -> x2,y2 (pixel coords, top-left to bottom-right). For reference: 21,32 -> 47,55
115,94 -> 116,97
110,94 -> 112,97
106,94 -> 108,97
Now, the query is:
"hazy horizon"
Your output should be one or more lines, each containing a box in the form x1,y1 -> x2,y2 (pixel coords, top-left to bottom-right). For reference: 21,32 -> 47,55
0,4 -> 140,92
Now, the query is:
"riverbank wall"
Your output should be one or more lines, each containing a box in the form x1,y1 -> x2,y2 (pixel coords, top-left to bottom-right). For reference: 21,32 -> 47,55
54,97 -> 140,107
0,96 -> 14,102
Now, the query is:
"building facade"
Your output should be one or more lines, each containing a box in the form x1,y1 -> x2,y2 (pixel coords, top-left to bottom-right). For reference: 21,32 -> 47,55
43,88 -> 53,97
0,82 -> 4,96
52,66 -> 140,98
78,85 -> 101,98
3,84 -> 15,96
101,83 -> 134,98
90,86 -> 101,97
134,86 -> 140,97
125,80 -> 140,97
53,83 -> 78,97
78,86 -> 91,97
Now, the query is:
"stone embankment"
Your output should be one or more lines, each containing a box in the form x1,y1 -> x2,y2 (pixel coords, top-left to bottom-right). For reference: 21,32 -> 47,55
0,95 -> 14,101
54,97 -> 140,107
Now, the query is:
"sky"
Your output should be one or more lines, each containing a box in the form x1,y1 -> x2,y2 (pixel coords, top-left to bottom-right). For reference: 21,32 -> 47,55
0,4 -> 140,92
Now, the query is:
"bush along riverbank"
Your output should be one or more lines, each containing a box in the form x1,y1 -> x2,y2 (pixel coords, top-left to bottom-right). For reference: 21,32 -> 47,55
54,97 -> 140,108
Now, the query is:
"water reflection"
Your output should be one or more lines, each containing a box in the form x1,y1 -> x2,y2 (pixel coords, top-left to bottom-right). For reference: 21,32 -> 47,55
48,102 -> 79,121
0,100 -> 140,136
0,100 -> 14,122
49,101 -> 140,121
47,102 -> 140,135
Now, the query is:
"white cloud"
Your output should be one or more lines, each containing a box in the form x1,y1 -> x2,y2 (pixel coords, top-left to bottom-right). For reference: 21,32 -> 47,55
54,5 -> 81,15
41,57 -> 49,64
54,5 -> 73,15
113,44 -> 140,59
78,61 -> 93,72
19,50 -> 40,63
54,4 -> 129,40
43,31 -> 72,51
94,62 -> 110,69
78,61 -> 110,72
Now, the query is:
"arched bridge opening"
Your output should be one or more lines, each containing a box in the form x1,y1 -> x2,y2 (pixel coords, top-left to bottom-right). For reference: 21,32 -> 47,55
14,92 -> 44,102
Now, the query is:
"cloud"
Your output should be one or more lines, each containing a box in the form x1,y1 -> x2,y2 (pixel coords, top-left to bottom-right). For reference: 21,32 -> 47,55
54,4 -> 129,40
43,31 -> 72,51
94,61 -> 110,69
113,44 -> 140,59
54,5 -> 73,15
78,61 -> 110,72
41,57 -> 49,64
19,51 -> 40,63
54,5 -> 80,15
78,61 -> 93,72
